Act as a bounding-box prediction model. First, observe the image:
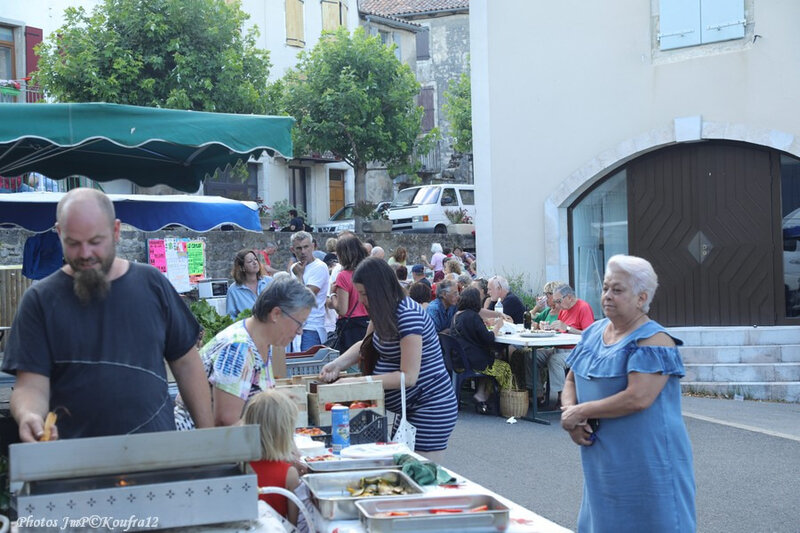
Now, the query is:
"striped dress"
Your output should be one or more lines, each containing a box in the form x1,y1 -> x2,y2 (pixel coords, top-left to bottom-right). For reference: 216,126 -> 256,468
373,297 -> 458,451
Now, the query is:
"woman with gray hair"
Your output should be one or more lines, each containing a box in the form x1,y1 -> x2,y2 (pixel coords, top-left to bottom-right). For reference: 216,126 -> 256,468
174,277 -> 316,430
560,254 -> 695,532
420,242 -> 447,282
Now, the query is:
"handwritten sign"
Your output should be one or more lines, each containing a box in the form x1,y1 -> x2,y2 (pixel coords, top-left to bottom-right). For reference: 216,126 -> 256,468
148,237 -> 206,293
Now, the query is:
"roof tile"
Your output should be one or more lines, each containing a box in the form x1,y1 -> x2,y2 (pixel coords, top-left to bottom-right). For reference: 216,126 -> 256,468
360,0 -> 469,17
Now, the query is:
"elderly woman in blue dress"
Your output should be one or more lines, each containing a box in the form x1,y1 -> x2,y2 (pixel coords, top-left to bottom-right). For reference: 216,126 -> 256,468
560,255 -> 695,533
226,249 -> 273,319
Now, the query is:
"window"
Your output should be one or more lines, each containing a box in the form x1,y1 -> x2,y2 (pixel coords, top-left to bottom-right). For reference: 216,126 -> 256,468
570,170 -> 629,317
321,0 -> 348,32
286,0 -> 305,47
418,86 -> 435,132
416,28 -> 430,60
781,154 -> 800,318
459,189 -> 474,206
289,166 -> 307,213
658,0 -> 745,51
441,188 -> 457,207
0,26 -> 15,81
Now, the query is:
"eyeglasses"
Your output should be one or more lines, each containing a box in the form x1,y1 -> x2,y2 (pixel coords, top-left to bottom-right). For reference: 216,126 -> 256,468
280,308 -> 306,333
553,298 -> 563,304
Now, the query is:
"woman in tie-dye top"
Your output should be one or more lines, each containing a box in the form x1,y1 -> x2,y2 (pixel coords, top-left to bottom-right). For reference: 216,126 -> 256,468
175,277 -> 316,430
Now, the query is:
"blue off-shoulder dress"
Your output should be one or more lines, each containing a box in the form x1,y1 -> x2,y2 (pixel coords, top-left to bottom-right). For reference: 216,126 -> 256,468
566,319 -> 696,533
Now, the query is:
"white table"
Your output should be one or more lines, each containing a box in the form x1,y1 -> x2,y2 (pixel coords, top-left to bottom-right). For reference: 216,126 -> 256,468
313,468 -> 572,533
493,331 -> 582,424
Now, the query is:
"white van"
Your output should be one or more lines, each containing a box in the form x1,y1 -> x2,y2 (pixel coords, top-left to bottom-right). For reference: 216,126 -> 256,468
388,184 -> 475,233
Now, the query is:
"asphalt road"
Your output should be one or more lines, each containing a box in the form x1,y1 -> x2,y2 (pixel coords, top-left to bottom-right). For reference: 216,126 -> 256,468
439,397 -> 800,533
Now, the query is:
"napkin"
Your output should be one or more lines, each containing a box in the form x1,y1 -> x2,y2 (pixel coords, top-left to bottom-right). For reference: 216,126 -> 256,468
394,453 -> 455,486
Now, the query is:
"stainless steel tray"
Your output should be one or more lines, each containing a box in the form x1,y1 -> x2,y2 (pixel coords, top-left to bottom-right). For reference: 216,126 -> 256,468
305,457 -> 400,473
355,493 -> 510,532
302,469 -> 423,520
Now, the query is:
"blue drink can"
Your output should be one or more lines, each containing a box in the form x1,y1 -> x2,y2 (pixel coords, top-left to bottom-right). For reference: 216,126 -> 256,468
331,405 -> 350,454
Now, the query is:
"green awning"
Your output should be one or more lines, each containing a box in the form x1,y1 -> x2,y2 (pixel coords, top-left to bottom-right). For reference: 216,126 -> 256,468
0,102 -> 294,192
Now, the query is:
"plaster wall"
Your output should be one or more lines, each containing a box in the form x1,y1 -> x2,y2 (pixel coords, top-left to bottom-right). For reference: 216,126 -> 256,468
471,0 -> 800,289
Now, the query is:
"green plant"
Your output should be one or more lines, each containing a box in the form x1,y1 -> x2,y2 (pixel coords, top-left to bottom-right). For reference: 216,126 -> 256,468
271,199 -> 306,227
504,270 -> 544,311
190,300 -> 252,345
445,208 -> 473,225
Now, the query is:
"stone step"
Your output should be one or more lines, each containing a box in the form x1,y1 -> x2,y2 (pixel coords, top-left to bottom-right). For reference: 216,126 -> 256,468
668,326 -> 800,347
681,381 -> 800,403
679,345 -> 800,364
683,363 -> 800,382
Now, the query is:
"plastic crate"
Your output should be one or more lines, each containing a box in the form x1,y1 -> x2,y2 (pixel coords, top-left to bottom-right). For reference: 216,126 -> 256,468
285,346 -> 339,377
298,410 -> 387,447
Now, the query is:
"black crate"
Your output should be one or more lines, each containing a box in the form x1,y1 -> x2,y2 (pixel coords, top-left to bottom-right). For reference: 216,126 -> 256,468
300,410 -> 387,447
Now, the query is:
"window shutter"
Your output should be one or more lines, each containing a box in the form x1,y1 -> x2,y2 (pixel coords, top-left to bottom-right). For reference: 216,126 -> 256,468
285,0 -> 305,47
393,31 -> 401,60
701,0 -> 745,44
418,87 -> 435,132
340,0 -> 348,29
321,0 -> 340,32
659,0 -> 701,50
24,26 -> 42,78
416,28 -> 430,60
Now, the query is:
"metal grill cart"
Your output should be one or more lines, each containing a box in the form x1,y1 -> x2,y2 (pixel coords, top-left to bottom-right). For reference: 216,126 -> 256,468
9,426 -> 262,531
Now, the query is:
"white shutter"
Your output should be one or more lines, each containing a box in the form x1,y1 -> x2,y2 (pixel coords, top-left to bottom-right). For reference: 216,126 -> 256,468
659,0 -> 702,50
701,0 -> 745,44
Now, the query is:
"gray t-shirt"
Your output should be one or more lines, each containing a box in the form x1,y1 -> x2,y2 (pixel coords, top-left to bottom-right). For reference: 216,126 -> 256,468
2,263 -> 199,438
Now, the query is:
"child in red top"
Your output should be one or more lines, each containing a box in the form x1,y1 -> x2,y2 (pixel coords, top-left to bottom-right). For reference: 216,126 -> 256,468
243,390 -> 301,525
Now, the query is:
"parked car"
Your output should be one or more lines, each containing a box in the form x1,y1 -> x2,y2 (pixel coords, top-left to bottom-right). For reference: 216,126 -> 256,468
316,202 -> 391,233
387,184 -> 475,233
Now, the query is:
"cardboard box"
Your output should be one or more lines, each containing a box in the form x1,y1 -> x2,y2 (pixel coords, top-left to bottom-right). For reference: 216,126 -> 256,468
275,384 -> 308,428
307,380 -> 384,426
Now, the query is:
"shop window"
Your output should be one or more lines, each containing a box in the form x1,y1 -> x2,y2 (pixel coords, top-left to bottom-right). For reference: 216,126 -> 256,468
570,170 -> 628,316
780,154 -> 800,318
658,0 -> 745,50
286,0 -> 305,47
0,26 -> 15,81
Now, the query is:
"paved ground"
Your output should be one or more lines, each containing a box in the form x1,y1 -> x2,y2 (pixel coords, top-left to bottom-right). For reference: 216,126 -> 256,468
439,396 -> 800,533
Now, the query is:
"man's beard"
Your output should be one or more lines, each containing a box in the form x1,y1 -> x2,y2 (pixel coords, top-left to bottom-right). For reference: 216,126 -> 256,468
71,255 -> 114,305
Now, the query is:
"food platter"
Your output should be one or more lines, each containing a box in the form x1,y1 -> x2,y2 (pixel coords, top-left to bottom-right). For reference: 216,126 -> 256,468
519,331 -> 556,338
303,455 -> 401,473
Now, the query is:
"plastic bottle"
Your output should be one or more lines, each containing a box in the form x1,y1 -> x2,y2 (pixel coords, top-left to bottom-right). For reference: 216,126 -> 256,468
495,298 -> 504,317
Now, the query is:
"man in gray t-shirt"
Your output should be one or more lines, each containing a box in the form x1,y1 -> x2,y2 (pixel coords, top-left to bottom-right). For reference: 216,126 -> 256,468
2,188 -> 213,441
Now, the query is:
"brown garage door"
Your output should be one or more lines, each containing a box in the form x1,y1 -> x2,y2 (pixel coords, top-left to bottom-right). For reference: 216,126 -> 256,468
628,142 -> 780,326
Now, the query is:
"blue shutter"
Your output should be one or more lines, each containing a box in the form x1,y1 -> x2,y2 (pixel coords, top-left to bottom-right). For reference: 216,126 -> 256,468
701,0 -> 745,44
659,0 -> 702,50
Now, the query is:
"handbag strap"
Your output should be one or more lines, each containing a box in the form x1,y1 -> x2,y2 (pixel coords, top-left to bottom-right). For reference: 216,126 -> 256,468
399,371 -> 407,419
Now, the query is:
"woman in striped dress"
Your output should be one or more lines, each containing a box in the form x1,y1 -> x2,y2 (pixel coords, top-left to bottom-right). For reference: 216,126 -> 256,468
320,257 -> 458,462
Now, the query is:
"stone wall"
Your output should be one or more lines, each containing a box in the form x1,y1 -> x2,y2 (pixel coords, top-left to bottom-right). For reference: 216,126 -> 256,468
0,227 -> 476,280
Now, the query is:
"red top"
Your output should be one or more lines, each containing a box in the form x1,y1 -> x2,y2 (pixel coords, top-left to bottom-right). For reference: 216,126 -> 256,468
335,269 -> 369,318
250,460 -> 292,517
558,299 -> 595,348
259,250 -> 271,266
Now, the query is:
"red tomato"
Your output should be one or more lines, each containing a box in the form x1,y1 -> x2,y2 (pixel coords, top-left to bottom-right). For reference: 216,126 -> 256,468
349,401 -> 368,409
324,402 -> 343,411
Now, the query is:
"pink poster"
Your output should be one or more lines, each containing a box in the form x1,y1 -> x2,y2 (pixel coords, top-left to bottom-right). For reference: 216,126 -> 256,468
148,239 -> 167,273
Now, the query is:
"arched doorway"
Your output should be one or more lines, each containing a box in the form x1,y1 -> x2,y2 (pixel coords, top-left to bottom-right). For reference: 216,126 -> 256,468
570,140 -> 798,326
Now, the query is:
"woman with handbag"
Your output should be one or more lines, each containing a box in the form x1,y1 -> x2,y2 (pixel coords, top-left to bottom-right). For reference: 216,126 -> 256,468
319,257 -> 458,462
326,235 -> 370,352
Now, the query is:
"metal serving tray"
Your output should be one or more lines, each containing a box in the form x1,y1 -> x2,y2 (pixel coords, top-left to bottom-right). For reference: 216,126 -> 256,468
305,457 -> 400,473
302,469 -> 423,520
355,493 -> 510,532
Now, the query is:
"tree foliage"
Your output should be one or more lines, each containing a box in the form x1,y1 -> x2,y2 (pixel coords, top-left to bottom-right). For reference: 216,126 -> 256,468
34,0 -> 273,114
281,27 -> 432,204
443,66 -> 472,154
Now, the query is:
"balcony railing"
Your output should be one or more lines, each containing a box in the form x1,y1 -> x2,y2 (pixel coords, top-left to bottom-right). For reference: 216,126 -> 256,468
0,81 -> 44,103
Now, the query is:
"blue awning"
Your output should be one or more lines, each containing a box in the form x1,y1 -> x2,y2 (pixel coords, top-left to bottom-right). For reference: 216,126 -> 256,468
0,192 -> 262,233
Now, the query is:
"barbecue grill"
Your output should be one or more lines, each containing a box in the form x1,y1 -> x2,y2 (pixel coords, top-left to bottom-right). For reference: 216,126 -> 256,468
9,426 -> 262,531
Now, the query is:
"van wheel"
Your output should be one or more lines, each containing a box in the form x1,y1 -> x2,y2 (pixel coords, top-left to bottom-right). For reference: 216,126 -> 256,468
435,224 -> 448,234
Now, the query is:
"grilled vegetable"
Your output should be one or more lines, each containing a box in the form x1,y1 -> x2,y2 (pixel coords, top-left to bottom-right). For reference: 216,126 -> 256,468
41,411 -> 57,442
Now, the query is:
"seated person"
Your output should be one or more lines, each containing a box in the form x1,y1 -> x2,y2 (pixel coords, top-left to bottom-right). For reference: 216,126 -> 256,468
426,279 -> 459,333
408,281 -> 432,309
482,275 -> 525,324
449,288 -> 508,415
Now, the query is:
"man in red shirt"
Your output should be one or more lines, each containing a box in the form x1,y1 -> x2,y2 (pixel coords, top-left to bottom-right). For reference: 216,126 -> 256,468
537,284 -> 595,408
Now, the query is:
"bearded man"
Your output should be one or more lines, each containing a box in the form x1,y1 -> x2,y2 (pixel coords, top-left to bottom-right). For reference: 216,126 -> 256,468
2,188 -> 212,441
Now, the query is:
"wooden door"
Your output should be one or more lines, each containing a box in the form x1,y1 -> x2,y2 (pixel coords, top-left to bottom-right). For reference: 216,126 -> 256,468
628,142 -> 779,326
329,169 -> 345,216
